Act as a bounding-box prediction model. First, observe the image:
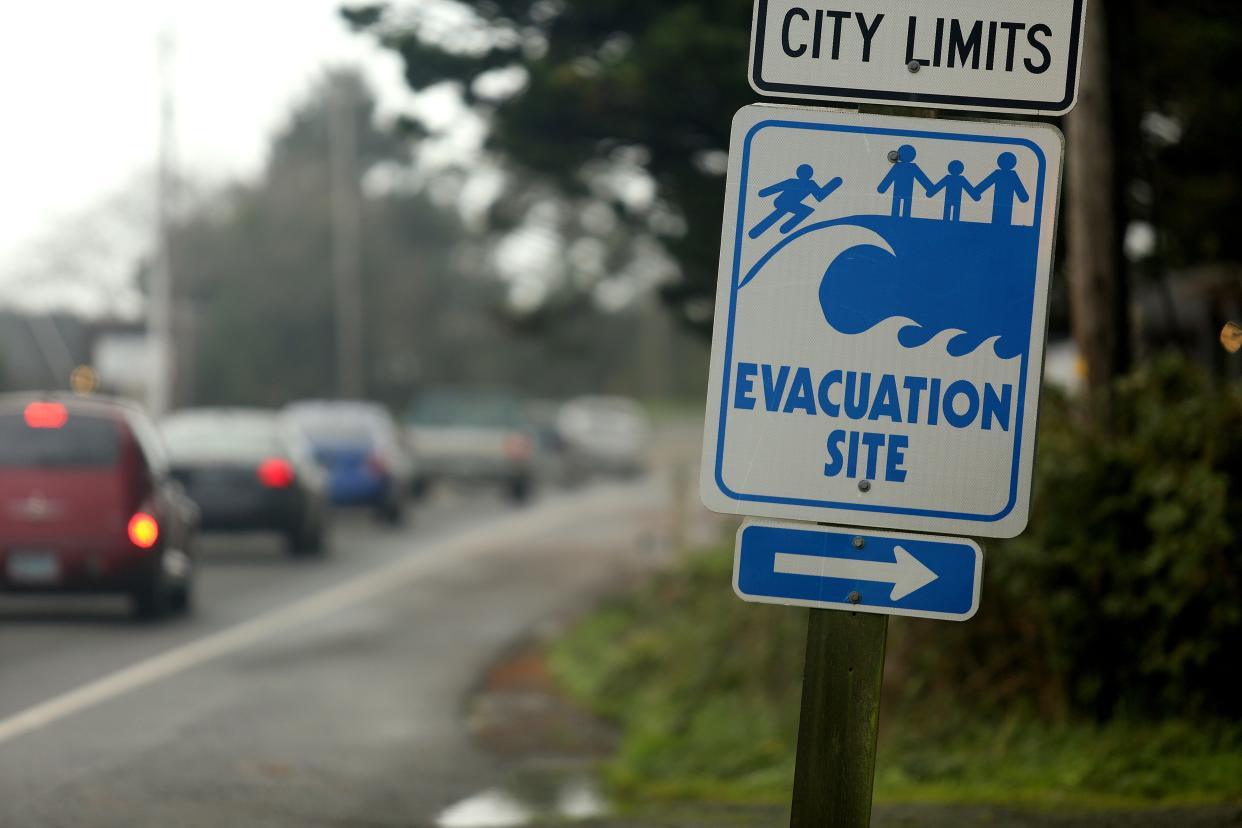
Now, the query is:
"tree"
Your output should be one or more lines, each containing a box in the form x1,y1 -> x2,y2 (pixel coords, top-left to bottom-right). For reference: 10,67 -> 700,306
344,0 -> 754,336
168,69 -> 700,408
1066,0 -> 1126,396
171,71 -> 464,406
346,1 -> 1242,366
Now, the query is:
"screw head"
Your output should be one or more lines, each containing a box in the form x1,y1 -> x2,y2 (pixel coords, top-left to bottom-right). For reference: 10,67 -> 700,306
858,480 -> 872,493
908,60 -> 922,73
887,149 -> 899,163
852,536 -> 865,549
848,591 -> 862,604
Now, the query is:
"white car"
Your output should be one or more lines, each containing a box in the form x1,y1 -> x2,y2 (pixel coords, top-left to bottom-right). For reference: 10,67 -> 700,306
405,390 -> 535,502
557,396 -> 650,479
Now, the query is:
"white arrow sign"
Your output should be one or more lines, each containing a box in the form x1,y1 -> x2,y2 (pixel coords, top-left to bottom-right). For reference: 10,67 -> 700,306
773,545 -> 937,601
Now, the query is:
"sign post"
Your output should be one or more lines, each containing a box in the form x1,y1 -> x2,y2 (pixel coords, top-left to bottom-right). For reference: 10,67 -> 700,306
701,4 -> 1077,824
790,608 -> 887,827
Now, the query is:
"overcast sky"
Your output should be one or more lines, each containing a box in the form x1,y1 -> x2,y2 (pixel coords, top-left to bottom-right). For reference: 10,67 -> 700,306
0,1 -> 420,304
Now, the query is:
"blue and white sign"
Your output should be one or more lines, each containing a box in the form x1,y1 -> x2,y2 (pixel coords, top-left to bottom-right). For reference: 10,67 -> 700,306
734,519 -> 982,621
700,106 -> 1064,538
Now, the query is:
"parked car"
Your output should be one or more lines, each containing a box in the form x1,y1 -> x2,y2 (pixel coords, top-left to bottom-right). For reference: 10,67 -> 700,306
405,389 -> 535,503
557,396 -> 650,479
283,400 -> 412,524
160,408 -> 329,556
0,394 -> 199,619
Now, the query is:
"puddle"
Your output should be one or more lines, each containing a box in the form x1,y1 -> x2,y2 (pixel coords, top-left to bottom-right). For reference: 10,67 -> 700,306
556,779 -> 608,820
436,789 -> 533,828
435,772 -> 608,827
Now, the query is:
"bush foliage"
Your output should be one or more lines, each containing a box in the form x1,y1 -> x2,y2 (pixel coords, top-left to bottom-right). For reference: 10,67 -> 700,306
550,354 -> 1242,803
921,355 -> 1242,720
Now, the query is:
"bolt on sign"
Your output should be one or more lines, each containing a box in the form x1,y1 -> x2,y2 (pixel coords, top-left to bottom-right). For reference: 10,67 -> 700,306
700,105 -> 1065,539
749,0 -> 1087,115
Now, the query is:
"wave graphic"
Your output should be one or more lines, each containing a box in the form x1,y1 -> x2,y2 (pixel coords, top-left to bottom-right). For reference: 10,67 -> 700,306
742,215 -> 1039,360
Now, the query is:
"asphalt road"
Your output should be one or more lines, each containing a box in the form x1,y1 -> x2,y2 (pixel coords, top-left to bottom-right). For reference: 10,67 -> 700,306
0,478 -> 673,827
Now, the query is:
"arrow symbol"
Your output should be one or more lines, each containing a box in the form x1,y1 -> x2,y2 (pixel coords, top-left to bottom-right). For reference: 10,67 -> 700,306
773,545 -> 938,601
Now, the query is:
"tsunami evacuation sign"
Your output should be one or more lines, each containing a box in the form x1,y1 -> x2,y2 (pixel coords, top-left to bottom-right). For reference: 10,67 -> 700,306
700,105 -> 1065,539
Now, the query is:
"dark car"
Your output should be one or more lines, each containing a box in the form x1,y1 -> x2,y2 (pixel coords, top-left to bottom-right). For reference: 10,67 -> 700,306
283,401 -> 412,524
160,409 -> 330,556
0,394 -> 199,619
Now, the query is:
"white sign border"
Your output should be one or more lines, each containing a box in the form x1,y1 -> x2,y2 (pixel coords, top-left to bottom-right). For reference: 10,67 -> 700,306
748,0 -> 1088,116
700,104 -> 1065,539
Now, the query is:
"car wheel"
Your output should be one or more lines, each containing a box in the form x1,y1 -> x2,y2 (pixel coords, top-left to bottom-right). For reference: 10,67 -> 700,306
507,476 -> 532,504
131,575 -> 170,621
378,495 -> 404,526
169,580 -> 194,615
288,519 -> 326,558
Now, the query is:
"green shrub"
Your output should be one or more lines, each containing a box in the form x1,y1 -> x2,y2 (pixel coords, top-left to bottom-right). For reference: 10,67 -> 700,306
897,354 -> 1242,720
549,354 -> 1242,804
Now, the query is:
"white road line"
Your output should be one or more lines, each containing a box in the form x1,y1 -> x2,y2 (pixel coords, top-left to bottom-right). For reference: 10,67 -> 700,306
0,487 -> 639,747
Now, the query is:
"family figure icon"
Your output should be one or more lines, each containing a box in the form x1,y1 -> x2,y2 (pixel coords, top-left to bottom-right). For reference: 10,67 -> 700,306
881,145 -> 1030,226
748,145 -> 1031,239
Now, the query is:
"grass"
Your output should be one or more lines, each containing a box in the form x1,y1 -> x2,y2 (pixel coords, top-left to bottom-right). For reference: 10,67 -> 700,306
547,544 -> 1242,811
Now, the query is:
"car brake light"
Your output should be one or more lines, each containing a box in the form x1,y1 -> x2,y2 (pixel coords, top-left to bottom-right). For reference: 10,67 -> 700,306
24,402 -> 68,429
366,453 -> 389,476
257,458 -> 296,488
503,432 -> 532,461
128,512 -> 160,549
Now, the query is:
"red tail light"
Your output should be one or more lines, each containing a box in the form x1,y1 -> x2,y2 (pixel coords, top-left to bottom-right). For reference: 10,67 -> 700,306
503,432 -> 532,461
257,458 -> 296,488
365,453 -> 389,477
128,512 -> 160,549
24,402 -> 68,429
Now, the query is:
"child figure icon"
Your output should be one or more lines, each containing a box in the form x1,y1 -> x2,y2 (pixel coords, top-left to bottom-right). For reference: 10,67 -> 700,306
927,161 -> 980,223
748,164 -> 843,239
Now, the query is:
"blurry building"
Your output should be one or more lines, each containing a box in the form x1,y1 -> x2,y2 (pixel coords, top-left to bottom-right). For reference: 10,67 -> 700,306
1134,265 -> 1242,378
0,311 -> 150,398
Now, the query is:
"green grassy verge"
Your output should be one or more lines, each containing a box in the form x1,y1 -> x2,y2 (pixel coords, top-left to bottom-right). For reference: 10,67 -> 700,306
548,545 -> 1242,810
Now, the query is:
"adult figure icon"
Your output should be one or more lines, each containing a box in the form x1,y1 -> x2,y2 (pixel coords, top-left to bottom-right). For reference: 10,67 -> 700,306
878,144 -> 934,219
748,163 -> 843,239
974,151 -> 1030,226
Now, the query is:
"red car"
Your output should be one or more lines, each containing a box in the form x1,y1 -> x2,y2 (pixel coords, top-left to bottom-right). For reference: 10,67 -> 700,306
0,394 -> 199,619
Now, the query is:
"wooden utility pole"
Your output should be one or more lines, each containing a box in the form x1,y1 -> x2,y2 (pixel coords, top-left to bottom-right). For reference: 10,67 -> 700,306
328,75 -> 365,400
148,24 -> 177,416
1066,0 -> 1124,395
790,610 -> 888,827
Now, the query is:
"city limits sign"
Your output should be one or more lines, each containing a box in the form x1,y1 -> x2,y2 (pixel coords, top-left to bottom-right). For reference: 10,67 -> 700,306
749,0 -> 1087,115
699,105 -> 1065,539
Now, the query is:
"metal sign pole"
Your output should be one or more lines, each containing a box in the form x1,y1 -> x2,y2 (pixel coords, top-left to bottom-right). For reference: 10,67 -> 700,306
790,609 -> 889,827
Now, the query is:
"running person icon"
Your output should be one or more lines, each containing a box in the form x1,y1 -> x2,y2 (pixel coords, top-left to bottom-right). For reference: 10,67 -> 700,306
878,145 -> 935,219
974,151 -> 1030,226
748,164 -> 843,239
927,160 -> 980,222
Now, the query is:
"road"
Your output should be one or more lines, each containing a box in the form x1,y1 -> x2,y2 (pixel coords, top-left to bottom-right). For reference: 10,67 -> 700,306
0,478 -> 677,827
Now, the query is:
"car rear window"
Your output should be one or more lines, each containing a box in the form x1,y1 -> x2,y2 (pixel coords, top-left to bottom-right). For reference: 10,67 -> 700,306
161,416 -> 283,460
0,412 -> 121,467
407,393 -> 522,428
286,410 -> 378,444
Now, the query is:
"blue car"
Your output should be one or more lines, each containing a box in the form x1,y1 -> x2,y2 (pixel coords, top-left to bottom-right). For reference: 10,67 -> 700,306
283,401 -> 413,524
